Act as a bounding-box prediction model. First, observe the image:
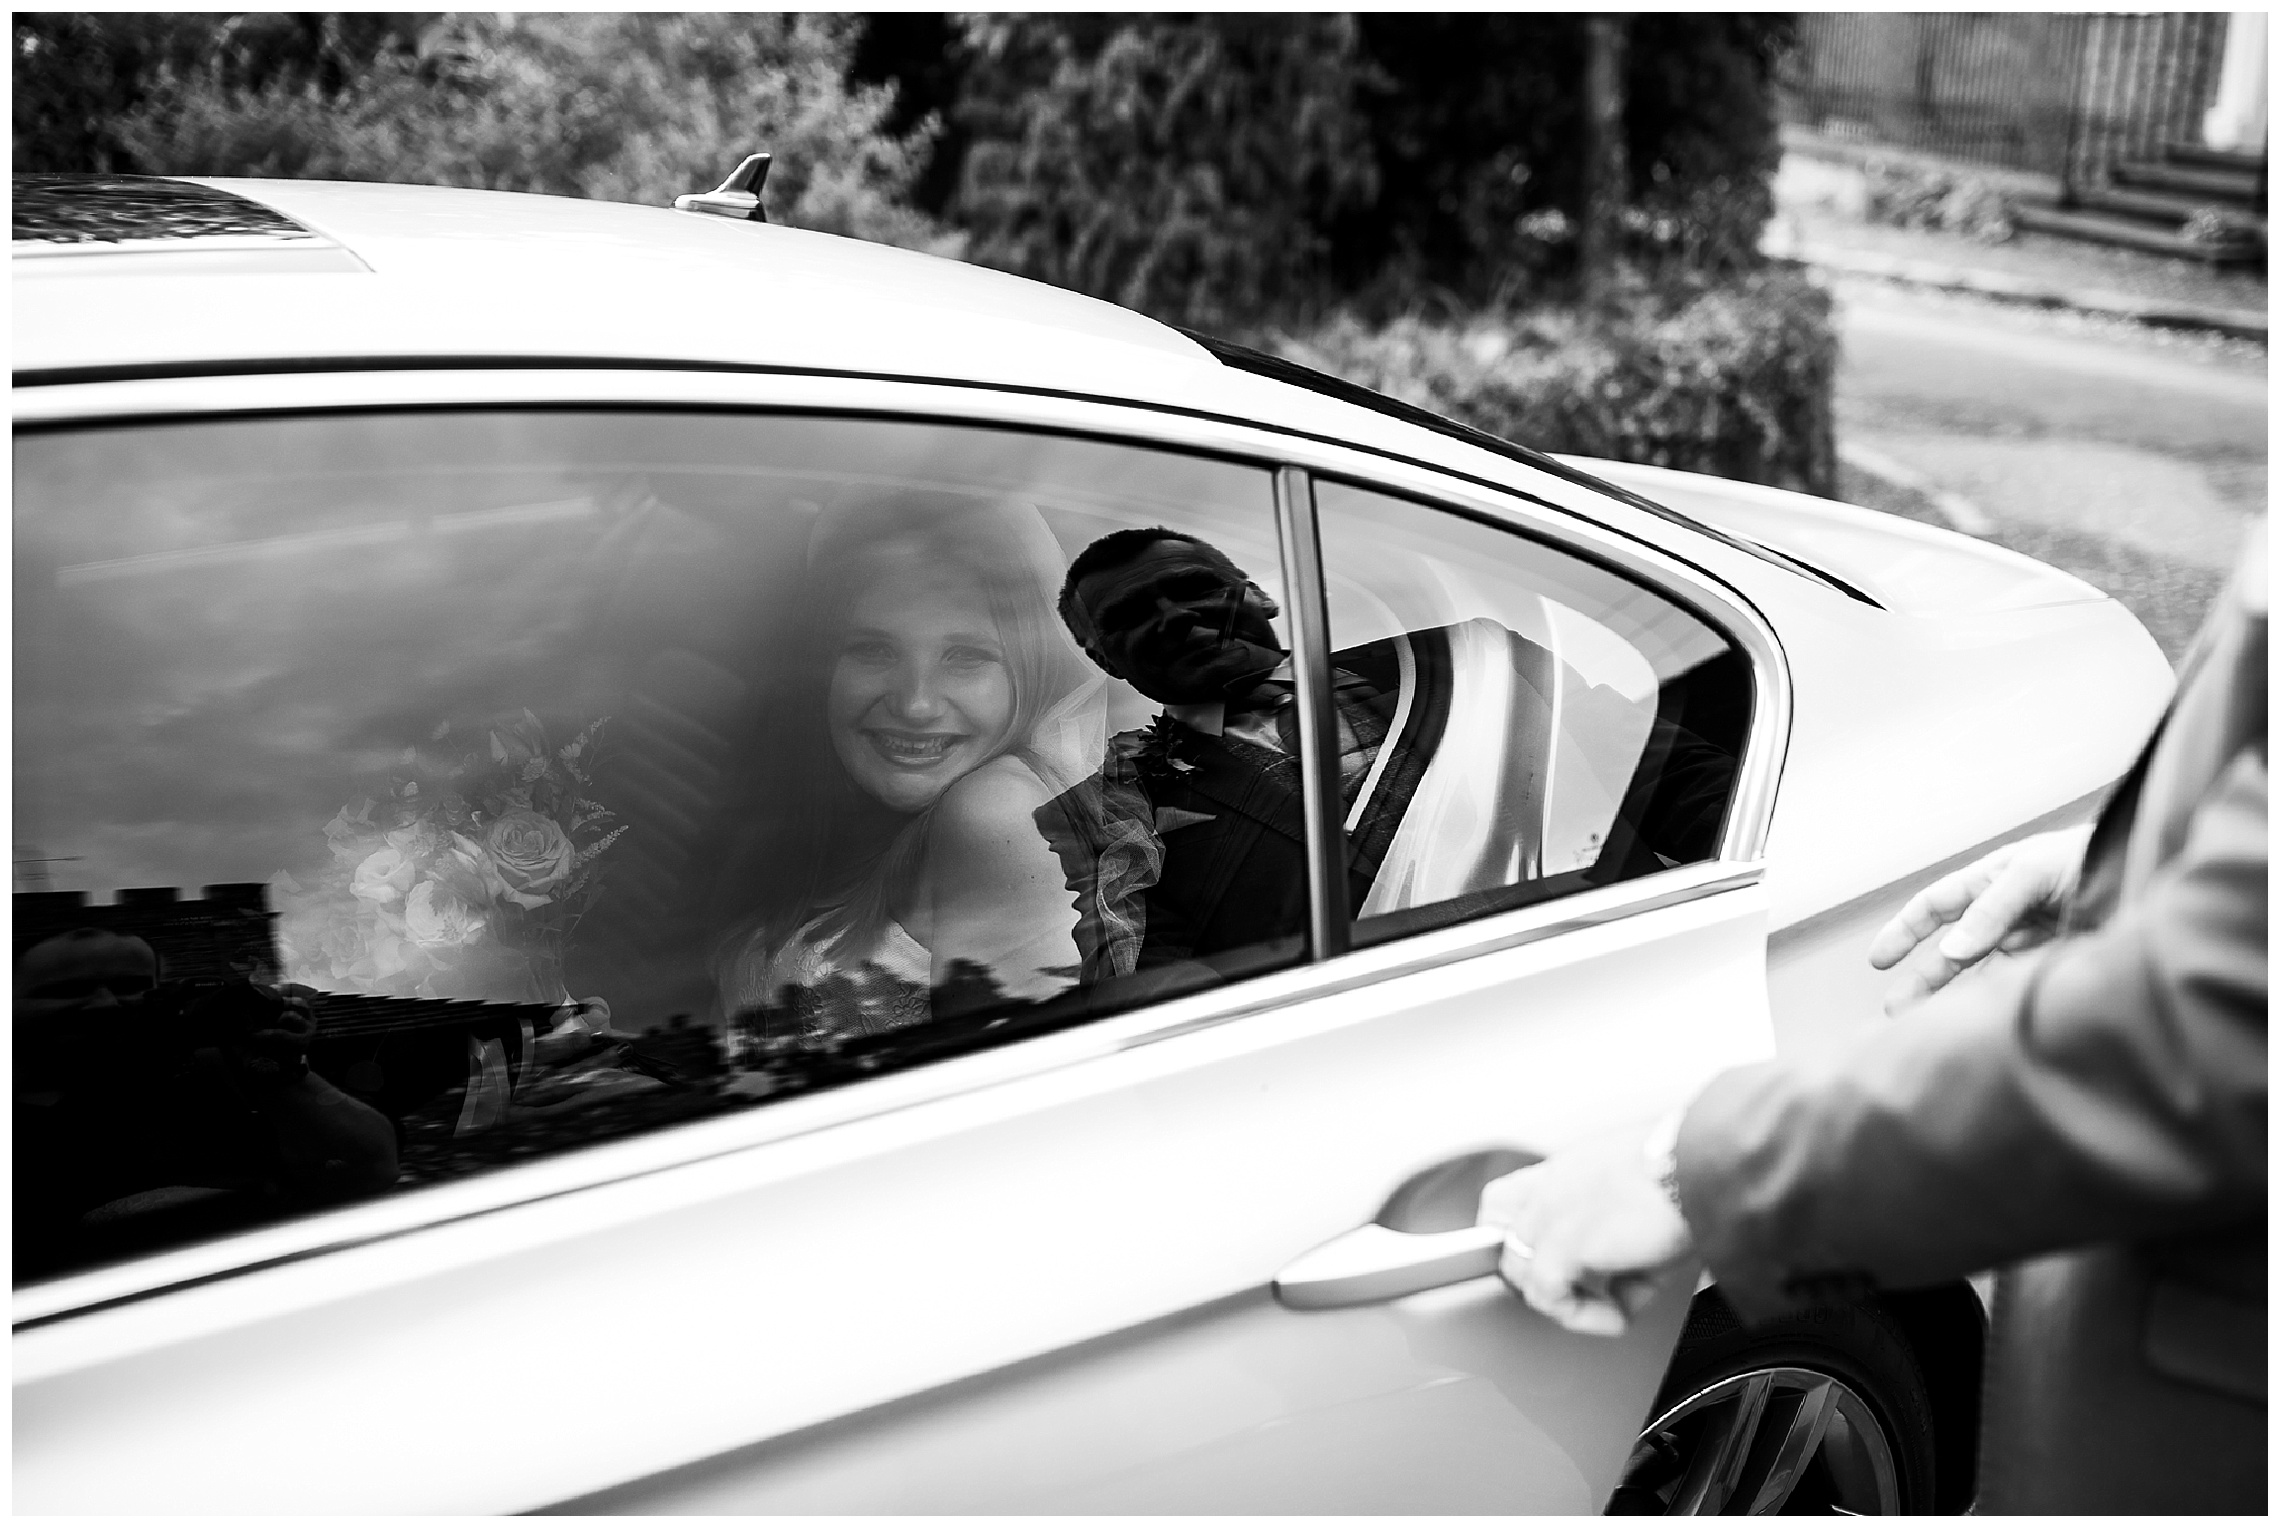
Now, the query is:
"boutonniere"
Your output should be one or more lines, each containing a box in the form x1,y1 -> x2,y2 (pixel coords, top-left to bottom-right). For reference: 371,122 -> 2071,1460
1124,715 -> 1179,772
1153,718 -> 1204,775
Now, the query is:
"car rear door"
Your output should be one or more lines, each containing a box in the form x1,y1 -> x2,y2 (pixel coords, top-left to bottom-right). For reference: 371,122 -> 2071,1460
14,371 -> 1786,1513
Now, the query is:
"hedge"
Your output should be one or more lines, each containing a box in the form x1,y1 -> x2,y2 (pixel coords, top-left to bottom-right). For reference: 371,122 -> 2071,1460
17,14 -> 960,256
862,14 -> 1799,322
1271,267 -> 1838,497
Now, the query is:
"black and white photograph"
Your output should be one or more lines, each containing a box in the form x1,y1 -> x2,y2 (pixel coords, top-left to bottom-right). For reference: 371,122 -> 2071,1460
12,11 -> 2265,1514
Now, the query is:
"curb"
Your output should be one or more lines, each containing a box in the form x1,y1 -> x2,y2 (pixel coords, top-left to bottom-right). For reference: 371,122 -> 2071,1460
1779,124 -> 2062,204
1776,239 -> 2268,344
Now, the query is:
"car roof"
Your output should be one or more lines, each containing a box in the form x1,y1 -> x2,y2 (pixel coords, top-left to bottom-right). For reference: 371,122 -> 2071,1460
14,176 -> 1215,389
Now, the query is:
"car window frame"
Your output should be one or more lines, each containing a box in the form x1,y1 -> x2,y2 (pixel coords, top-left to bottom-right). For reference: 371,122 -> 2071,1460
1282,464 -> 1771,959
11,367 -> 1791,1325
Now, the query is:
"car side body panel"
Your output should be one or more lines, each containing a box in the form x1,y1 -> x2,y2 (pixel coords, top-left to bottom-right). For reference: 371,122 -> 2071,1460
17,880 -> 1769,1513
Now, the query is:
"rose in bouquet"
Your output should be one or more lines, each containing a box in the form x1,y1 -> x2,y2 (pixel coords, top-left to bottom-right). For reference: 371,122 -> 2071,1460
273,710 -> 625,1003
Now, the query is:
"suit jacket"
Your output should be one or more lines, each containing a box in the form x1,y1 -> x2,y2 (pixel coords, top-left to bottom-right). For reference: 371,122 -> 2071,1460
1675,522 -> 2268,1512
1112,647 -> 1406,972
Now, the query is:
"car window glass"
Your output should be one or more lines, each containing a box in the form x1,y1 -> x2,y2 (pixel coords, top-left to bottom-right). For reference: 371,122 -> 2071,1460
1311,479 -> 1749,946
13,411 -> 1298,1281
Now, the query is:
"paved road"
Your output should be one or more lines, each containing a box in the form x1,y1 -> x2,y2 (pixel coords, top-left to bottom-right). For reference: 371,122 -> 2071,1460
1832,278 -> 2267,660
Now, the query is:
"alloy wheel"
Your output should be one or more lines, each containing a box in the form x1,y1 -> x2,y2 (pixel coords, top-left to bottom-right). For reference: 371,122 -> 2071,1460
1608,1365 -> 1902,1514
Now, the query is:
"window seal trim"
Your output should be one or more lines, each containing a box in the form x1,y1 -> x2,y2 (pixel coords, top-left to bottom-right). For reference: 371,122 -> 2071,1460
12,860 -> 1763,1333
1272,465 -> 1354,960
1123,859 -> 1763,1054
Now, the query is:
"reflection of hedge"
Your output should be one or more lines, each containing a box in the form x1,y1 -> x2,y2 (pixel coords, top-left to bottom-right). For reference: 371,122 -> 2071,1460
1272,268 -> 1838,497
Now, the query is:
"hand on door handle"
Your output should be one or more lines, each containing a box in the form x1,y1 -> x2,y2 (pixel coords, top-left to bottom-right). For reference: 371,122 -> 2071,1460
1272,1147 -> 1540,1310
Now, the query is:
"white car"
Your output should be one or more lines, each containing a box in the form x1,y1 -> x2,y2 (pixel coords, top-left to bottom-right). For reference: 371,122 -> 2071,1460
12,170 -> 2172,1514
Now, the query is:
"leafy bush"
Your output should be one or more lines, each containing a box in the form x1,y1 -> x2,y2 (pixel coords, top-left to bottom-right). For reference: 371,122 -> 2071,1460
925,14 -> 1796,320
1621,14 -> 1797,273
15,14 -> 185,174
951,15 -> 1378,328
1271,268 -> 1838,496
60,14 -> 958,252
2181,205 -> 2264,251
1862,158 -> 2015,243
14,13 -> 422,173
1342,14 -> 1794,303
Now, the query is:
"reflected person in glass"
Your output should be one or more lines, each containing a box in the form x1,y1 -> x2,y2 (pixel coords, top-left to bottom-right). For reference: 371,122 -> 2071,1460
1051,528 -> 1739,975
15,927 -> 399,1276
718,498 -> 1103,1049
1051,528 -> 1360,976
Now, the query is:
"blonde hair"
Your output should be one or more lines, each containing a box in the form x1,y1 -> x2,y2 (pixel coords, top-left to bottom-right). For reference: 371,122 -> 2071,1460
721,494 -> 1092,1012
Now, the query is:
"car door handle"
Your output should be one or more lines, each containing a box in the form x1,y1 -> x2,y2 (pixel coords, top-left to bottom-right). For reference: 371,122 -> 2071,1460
1273,1221 -> 1509,1310
1273,1146 -> 1539,1311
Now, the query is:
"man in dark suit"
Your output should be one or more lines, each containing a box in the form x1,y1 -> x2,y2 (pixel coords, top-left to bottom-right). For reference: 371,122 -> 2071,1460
1481,522 -> 2267,1512
1044,528 -> 1734,982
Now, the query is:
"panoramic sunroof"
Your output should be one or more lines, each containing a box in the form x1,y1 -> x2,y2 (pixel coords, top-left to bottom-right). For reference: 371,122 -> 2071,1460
12,173 -> 318,245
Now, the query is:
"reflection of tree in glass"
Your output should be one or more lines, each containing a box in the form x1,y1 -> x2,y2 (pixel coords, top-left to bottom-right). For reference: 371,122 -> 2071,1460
402,960 -> 1068,1184
803,969 -> 864,1046
933,957 -> 1005,1020
729,990 -> 800,1057
726,957 -> 1033,1079
728,958 -> 940,1060
630,1014 -> 723,1083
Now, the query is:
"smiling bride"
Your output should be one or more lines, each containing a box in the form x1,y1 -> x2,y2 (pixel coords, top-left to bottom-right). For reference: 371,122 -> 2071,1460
717,494 -> 1103,1048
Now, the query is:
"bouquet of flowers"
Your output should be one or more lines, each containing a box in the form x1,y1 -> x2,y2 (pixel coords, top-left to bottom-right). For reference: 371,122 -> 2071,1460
272,710 -> 625,1003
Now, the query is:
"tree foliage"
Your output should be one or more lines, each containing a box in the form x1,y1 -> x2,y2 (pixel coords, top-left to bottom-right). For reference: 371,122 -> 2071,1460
931,13 -> 1796,320
15,13 -> 957,252
951,15 -> 1378,328
14,14 -> 205,175
19,12 -> 1796,304
1622,14 -> 1798,272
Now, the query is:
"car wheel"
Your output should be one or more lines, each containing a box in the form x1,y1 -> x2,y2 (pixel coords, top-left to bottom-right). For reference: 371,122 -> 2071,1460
1607,1298 -> 1938,1515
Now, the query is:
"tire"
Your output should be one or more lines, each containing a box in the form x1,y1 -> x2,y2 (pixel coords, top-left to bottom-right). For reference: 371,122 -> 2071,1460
1607,1295 -> 1940,1515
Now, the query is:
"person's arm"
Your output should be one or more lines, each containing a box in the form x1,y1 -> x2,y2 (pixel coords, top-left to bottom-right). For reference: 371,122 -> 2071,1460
926,758 -> 1084,1003
226,990 -> 399,1200
249,1072 -> 402,1201
1679,741 -> 2265,1318
1482,741 -> 2266,1331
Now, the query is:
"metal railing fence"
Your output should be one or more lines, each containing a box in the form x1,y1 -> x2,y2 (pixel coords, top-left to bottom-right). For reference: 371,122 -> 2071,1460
1783,12 -> 2233,195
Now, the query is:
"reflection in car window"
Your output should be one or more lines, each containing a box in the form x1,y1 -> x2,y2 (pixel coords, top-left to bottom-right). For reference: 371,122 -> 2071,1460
13,411 -> 1292,1280
1312,480 -> 1748,945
